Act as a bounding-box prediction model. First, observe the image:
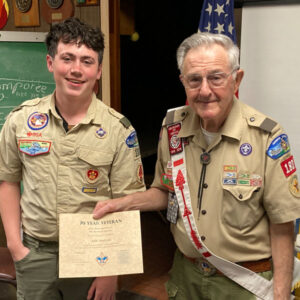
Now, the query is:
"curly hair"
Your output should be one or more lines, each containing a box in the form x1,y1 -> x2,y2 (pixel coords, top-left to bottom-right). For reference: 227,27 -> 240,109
45,17 -> 104,64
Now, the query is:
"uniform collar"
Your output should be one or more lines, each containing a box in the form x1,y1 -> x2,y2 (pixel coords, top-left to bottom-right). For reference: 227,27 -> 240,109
219,96 -> 243,141
177,106 -> 201,138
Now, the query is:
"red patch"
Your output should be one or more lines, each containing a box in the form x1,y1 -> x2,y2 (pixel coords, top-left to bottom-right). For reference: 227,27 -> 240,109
167,123 -> 182,155
86,169 -> 99,182
281,156 -> 296,177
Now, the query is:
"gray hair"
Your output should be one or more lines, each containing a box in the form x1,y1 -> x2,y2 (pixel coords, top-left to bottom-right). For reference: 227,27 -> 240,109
176,32 -> 240,74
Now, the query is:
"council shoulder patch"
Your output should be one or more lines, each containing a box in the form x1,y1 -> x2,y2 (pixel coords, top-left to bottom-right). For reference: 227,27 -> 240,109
267,134 -> 290,159
126,131 -> 138,148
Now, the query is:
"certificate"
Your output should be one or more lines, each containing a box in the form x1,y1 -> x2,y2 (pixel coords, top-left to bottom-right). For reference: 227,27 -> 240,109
59,211 -> 143,278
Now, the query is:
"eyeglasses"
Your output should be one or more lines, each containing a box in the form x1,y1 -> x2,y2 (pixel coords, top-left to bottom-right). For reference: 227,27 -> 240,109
182,68 -> 238,90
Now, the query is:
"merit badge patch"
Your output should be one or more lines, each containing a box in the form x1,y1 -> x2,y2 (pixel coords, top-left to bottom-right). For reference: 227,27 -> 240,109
160,173 -> 174,191
240,143 -> 252,156
86,169 -> 99,183
267,134 -> 290,159
167,123 -> 182,155
289,175 -> 300,198
137,164 -> 144,183
126,131 -> 138,148
27,112 -> 49,130
19,140 -> 51,156
95,127 -> 107,139
167,192 -> 179,224
281,155 -> 296,177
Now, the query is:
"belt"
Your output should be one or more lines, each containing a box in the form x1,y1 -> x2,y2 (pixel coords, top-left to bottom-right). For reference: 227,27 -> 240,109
184,254 -> 272,276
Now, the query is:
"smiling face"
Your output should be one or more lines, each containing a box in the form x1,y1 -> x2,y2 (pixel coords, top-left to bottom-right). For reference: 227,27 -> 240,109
181,44 -> 243,132
46,40 -> 102,102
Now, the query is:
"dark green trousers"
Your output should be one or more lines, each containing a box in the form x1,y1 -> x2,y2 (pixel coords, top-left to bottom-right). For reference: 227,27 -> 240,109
165,249 -> 273,300
15,233 -> 94,300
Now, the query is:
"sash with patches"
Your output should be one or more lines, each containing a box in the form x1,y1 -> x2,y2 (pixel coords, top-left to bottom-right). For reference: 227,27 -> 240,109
19,140 -> 51,156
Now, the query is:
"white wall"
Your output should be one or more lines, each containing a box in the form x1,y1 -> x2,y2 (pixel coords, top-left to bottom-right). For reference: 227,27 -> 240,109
239,2 -> 300,176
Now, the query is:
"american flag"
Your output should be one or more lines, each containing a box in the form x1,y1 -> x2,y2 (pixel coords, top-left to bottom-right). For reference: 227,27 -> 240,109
198,0 -> 237,44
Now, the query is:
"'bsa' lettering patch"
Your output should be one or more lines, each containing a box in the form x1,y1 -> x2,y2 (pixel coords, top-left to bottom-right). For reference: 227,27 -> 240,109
167,123 -> 182,155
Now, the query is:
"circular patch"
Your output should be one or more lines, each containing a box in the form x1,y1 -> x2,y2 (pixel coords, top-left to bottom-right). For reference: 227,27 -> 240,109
16,0 -> 32,13
289,175 -> 300,198
240,143 -> 252,156
27,112 -> 49,130
86,169 -> 99,183
137,164 -> 143,183
46,0 -> 63,9
95,127 -> 107,139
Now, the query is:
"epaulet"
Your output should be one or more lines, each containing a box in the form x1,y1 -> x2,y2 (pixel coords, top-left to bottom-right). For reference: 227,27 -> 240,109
163,105 -> 189,126
10,98 -> 42,113
108,108 -> 131,128
246,113 -> 277,133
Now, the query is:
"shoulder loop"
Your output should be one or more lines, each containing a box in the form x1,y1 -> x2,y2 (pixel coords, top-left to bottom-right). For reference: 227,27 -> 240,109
259,118 -> 277,133
11,97 -> 42,113
164,105 -> 188,126
119,117 -> 131,129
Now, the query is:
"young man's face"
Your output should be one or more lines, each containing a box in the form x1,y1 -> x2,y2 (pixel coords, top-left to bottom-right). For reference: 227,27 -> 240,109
46,41 -> 102,100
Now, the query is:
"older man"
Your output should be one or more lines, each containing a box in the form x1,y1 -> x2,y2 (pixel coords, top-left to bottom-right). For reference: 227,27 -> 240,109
93,32 -> 300,299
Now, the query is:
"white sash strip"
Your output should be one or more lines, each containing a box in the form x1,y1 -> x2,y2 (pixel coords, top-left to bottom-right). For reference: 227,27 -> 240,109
171,146 -> 274,300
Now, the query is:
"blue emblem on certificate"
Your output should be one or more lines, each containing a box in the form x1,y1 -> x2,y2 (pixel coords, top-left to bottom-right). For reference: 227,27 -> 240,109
19,140 -> 51,156
96,253 -> 108,266
267,134 -> 290,159
27,112 -> 49,130
126,131 -> 138,148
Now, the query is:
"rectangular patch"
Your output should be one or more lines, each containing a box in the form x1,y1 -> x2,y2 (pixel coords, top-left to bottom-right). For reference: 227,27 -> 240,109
82,187 -> 97,193
281,155 -> 296,177
18,140 -> 51,156
223,165 -> 237,172
237,179 -> 251,186
167,123 -> 183,155
223,172 -> 237,179
173,158 -> 184,167
223,178 -> 237,185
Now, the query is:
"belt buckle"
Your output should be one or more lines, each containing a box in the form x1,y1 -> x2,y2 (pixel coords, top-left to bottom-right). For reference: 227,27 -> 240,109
196,259 -> 217,276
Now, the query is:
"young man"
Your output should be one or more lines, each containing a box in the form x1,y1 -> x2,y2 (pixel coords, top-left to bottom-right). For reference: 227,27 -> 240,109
0,17 -> 145,300
93,32 -> 300,299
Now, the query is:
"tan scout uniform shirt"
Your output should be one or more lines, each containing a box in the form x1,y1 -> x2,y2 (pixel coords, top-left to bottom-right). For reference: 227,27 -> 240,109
152,97 -> 300,262
0,93 -> 145,241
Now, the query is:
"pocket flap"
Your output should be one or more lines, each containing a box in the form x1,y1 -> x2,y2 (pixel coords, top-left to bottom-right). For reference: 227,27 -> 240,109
223,185 -> 259,201
77,147 -> 113,166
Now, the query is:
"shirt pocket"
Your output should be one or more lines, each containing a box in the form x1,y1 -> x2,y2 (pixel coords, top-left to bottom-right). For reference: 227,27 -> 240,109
75,147 -> 114,192
222,184 -> 263,230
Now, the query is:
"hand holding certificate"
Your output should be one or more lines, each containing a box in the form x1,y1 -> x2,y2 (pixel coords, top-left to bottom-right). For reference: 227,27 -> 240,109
59,211 -> 143,278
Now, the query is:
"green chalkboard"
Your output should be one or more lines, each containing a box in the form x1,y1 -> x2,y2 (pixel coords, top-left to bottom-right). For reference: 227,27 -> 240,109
0,41 -> 55,130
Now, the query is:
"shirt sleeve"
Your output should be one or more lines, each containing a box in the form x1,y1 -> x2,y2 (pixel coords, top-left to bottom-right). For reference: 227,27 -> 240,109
0,112 -> 22,182
110,126 -> 145,198
263,124 -> 300,223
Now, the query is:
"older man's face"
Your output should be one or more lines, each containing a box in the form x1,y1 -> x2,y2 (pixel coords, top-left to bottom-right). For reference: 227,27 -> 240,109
181,44 -> 243,132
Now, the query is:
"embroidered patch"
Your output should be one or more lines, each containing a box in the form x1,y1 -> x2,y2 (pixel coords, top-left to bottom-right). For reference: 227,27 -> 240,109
224,165 -> 237,172
167,160 -> 172,175
82,187 -> 97,193
223,178 -> 237,185
281,155 -> 296,177
267,134 -> 290,159
86,169 -> 99,183
19,140 -> 51,156
137,164 -> 144,183
27,112 -> 49,130
237,179 -> 251,186
238,171 -> 250,179
289,175 -> 300,198
250,174 -> 262,187
223,172 -> 237,179
240,143 -> 252,156
160,173 -> 174,191
126,131 -> 138,148
167,123 -> 182,155
27,132 -> 42,137
95,127 -> 107,139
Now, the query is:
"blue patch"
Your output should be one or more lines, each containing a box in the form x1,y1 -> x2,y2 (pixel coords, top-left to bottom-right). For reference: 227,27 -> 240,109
27,112 -> 49,130
19,140 -> 51,156
223,178 -> 237,185
267,134 -> 290,159
126,131 -> 138,148
240,143 -> 252,156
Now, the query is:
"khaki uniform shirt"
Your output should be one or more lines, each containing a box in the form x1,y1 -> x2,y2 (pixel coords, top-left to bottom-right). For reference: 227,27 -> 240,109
0,93 -> 145,241
152,98 -> 300,262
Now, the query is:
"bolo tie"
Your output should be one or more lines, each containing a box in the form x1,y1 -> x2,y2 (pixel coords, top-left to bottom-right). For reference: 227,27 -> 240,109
197,150 -> 211,219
